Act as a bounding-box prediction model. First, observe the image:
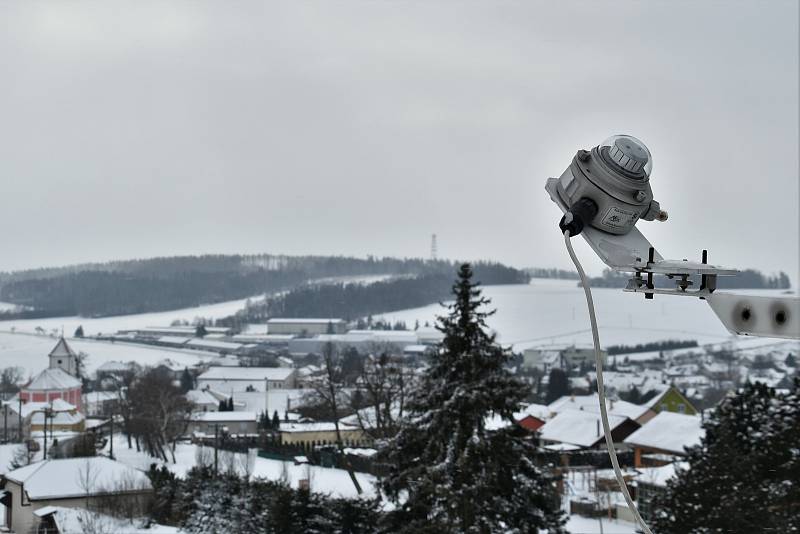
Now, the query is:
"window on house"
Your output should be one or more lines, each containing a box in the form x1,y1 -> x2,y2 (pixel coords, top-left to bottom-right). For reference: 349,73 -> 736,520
660,403 -> 668,412
678,403 -> 685,413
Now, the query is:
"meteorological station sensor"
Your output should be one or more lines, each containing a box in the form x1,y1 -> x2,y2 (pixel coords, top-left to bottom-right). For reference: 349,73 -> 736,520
546,134 -> 800,340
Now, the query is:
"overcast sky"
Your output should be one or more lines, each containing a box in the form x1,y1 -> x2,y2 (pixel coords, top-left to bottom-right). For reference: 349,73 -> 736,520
0,1 -> 797,279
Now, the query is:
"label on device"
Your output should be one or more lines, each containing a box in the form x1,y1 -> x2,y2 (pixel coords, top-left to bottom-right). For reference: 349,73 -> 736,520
601,206 -> 638,230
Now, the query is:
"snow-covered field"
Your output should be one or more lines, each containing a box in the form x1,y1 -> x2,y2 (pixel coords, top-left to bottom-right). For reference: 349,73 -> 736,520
0,333 -> 213,379
0,273 -> 400,338
0,295 -> 265,338
104,438 -> 377,500
565,515 -> 637,533
377,278 -> 795,350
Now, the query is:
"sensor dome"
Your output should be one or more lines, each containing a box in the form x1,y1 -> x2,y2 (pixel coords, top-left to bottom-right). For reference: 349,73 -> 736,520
599,135 -> 652,178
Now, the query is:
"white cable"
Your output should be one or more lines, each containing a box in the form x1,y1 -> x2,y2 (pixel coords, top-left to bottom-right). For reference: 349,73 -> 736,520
564,229 -> 654,534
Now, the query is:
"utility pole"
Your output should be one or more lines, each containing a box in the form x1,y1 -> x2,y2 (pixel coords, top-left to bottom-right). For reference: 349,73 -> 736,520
109,413 -> 114,460
214,424 -> 219,475
17,396 -> 22,442
3,403 -> 7,443
43,407 -> 50,459
264,377 -> 269,417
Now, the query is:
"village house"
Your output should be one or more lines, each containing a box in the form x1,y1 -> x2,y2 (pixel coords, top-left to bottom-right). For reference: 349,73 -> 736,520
0,457 -> 152,534
538,409 -> 640,450
186,389 -> 220,412
83,391 -> 119,418
547,394 -> 656,425
643,385 -> 698,416
267,318 -> 347,336
279,422 -> 367,448
196,366 -> 297,392
19,338 -> 83,411
94,361 -> 136,381
623,411 -> 704,467
188,411 -> 259,436
523,345 -> 608,372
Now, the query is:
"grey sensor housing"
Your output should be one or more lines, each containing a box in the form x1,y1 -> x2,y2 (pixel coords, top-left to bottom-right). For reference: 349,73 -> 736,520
555,135 -> 667,236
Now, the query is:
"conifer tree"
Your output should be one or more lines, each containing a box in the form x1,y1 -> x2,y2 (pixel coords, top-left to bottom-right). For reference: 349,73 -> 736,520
545,368 -> 569,404
180,367 -> 194,393
380,263 -> 564,533
652,380 -> 800,532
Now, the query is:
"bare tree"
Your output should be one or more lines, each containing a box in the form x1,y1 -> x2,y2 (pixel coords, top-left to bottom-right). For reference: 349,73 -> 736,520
128,367 -> 191,462
351,343 -> 414,440
0,366 -> 23,400
306,341 -> 363,494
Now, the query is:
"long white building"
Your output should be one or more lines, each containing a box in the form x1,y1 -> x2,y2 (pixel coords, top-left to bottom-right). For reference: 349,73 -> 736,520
267,318 -> 346,336
196,366 -> 297,392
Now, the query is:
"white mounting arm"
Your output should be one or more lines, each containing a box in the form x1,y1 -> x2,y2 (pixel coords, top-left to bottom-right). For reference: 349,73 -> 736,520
546,178 -> 800,340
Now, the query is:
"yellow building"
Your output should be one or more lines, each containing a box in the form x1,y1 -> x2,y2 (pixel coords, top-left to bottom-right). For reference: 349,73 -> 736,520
279,422 -> 367,448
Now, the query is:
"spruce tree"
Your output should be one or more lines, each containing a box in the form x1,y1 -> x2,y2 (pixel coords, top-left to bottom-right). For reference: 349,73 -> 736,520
652,380 -> 800,532
380,263 -> 564,533
272,410 -> 281,429
180,367 -> 194,393
545,368 -> 570,404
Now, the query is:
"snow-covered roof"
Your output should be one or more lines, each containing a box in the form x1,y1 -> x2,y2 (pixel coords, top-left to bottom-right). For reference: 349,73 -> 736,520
623,412 -> 704,455
280,422 -> 359,433
96,361 -> 134,373
191,411 -> 258,422
518,403 -> 550,420
548,394 -> 652,421
208,355 -> 240,367
198,367 -> 295,381
5,457 -> 151,500
185,339 -> 243,351
231,333 -> 295,343
36,506 -> 178,533
84,391 -> 118,404
30,409 -> 84,426
635,462 -> 687,488
539,409 -> 629,448
49,338 -> 78,359
267,318 -> 344,324
24,367 -> 81,391
9,400 -> 76,418
186,389 -> 219,406
297,364 -> 322,377
157,336 -> 192,345
220,389 -> 308,414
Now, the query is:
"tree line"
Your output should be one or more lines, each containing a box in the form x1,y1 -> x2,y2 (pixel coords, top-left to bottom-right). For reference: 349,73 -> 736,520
606,339 -> 698,355
584,268 -> 791,289
0,254 -> 529,320
220,261 -> 529,324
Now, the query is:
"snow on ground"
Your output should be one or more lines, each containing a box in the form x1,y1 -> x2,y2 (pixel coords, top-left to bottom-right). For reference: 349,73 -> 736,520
0,332 -> 214,379
0,273 -> 399,338
0,294 -> 268,337
0,301 -> 24,312
303,274 -> 398,287
565,515 -> 638,533
377,278 -> 742,349
47,507 -> 179,534
104,436 -> 377,500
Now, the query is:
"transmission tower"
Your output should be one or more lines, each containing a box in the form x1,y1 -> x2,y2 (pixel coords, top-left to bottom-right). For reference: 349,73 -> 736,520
430,234 -> 438,261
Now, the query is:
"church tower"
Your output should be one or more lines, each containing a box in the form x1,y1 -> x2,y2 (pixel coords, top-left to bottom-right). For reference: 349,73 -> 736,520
49,337 -> 78,377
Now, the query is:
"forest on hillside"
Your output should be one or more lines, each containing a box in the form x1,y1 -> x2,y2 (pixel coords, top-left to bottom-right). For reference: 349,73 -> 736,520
0,255 -> 528,320
218,261 -> 528,326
